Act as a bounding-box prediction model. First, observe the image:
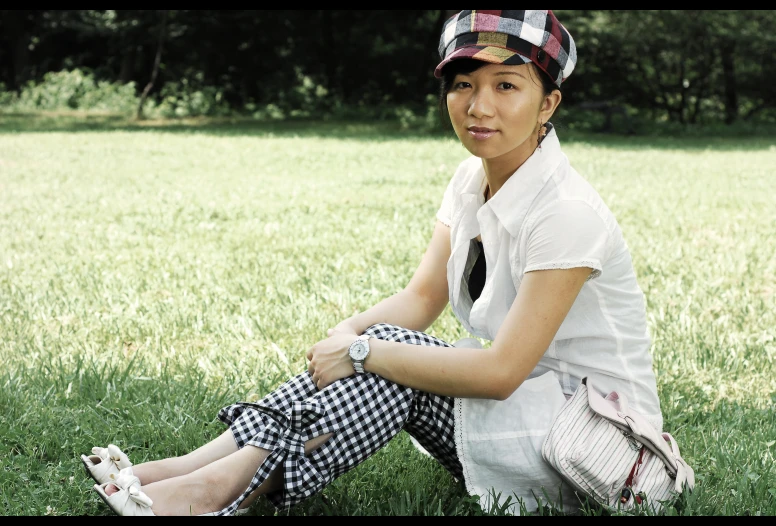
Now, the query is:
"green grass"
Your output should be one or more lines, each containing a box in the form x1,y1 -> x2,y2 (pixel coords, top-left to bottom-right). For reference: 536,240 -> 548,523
1,113 -> 774,516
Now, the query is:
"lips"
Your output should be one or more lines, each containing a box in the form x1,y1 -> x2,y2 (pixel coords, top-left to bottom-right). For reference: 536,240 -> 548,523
467,126 -> 498,140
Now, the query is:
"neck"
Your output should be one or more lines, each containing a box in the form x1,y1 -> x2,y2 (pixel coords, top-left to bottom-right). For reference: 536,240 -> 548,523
481,135 -> 539,198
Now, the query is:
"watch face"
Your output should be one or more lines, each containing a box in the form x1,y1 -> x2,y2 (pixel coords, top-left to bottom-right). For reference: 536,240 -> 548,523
350,341 -> 368,360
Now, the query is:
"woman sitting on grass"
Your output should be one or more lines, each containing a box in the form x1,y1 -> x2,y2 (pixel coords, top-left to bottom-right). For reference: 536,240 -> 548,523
82,9 -> 664,516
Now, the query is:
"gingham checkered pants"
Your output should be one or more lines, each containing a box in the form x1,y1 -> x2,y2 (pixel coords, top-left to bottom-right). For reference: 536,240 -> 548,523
214,323 -> 462,515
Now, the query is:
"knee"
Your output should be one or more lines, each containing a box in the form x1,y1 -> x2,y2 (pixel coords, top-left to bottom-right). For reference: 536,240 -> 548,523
362,323 -> 402,339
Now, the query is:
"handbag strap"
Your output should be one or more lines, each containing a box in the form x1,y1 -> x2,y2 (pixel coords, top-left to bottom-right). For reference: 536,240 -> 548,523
582,377 -> 695,494
662,432 -> 696,492
584,378 -> 680,478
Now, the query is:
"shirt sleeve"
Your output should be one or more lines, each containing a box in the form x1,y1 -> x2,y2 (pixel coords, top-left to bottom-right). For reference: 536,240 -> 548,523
436,174 -> 457,227
524,200 -> 610,281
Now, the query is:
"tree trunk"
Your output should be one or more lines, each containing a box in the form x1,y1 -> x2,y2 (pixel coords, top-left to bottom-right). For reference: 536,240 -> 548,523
689,80 -> 706,125
676,61 -> 687,125
688,48 -> 713,125
720,41 -> 738,125
1,10 -> 32,90
136,10 -> 168,120
119,45 -> 137,84
416,10 -> 449,101
318,10 -> 339,100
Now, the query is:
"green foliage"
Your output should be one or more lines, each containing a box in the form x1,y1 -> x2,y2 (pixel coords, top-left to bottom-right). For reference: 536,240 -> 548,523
0,82 -> 14,105
155,81 -> 230,118
556,10 -> 776,125
2,69 -> 138,114
0,119 -> 774,515
393,94 -> 447,133
2,10 -> 776,127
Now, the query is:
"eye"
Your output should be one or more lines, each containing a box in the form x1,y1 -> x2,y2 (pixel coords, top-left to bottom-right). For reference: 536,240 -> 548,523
454,81 -> 472,90
498,82 -> 516,90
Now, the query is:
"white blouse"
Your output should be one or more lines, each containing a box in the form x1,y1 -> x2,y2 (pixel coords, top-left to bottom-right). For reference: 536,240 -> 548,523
434,127 -> 662,514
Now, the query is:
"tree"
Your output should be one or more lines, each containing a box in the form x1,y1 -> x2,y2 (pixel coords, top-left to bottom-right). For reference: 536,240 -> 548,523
137,10 -> 168,120
3,10 -> 774,126
0,10 -> 44,89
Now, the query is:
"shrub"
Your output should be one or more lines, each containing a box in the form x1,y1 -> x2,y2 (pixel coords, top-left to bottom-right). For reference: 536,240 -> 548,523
153,80 -> 231,118
0,82 -> 18,107
0,69 -> 232,118
5,69 -> 138,113
394,94 -> 446,133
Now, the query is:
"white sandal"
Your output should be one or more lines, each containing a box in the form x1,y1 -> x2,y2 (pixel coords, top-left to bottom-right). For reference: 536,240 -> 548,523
81,444 -> 133,485
93,468 -> 155,516
89,453 -> 252,516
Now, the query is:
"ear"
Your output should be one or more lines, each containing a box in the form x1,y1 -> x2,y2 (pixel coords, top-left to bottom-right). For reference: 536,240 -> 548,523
539,90 -> 562,126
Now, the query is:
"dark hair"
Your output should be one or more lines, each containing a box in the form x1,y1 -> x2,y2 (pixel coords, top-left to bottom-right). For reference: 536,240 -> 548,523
437,58 -> 559,124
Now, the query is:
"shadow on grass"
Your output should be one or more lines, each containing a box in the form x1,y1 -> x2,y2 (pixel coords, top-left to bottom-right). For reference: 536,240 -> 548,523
1,111 -> 775,152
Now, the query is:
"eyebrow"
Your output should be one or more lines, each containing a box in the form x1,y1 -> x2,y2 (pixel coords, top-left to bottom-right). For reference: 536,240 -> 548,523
493,71 -> 527,80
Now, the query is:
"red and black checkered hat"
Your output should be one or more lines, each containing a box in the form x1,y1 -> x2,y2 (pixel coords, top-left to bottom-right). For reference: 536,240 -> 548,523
434,10 -> 577,87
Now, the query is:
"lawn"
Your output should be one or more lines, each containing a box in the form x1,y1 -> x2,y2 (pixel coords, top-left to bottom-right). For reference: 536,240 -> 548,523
0,114 -> 774,516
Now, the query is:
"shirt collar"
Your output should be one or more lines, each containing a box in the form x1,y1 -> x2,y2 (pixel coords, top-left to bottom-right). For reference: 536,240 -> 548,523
482,126 -> 565,238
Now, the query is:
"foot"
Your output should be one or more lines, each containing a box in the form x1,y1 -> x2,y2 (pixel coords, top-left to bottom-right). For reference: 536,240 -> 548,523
81,444 -> 133,485
104,483 -> 121,497
93,468 -> 155,516
101,481 -> 251,515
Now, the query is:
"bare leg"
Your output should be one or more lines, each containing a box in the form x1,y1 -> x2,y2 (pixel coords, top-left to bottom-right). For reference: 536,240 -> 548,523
106,433 -> 332,515
131,430 -> 239,486
142,443 -> 275,516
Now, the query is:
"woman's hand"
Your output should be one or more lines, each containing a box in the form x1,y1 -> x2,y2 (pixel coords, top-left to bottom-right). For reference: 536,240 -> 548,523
306,330 -> 359,390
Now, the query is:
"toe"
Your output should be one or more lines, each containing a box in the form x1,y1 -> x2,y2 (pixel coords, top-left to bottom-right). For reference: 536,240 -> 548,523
105,483 -> 119,497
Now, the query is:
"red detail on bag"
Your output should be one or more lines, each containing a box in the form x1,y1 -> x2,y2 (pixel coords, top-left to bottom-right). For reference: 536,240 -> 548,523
625,446 -> 646,488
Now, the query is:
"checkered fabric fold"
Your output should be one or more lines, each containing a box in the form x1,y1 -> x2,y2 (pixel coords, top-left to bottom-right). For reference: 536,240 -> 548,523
214,323 -> 462,515
435,10 -> 577,87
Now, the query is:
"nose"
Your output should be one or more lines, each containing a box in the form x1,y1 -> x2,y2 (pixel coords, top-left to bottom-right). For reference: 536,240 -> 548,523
467,87 -> 496,119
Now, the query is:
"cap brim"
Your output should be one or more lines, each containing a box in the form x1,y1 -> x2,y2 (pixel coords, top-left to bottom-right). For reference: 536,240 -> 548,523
434,45 -> 532,78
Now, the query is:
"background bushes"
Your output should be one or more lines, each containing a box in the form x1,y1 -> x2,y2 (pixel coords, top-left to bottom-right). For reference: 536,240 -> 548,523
1,10 -> 775,128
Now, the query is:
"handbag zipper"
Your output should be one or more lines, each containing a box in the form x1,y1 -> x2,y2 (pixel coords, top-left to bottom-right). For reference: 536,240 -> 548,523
620,446 -> 646,504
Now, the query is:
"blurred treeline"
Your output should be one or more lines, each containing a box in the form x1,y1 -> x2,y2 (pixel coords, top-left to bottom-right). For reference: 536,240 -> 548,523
1,10 -> 775,131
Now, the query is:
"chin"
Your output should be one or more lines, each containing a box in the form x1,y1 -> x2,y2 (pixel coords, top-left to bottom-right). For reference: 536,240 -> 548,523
462,141 -> 504,160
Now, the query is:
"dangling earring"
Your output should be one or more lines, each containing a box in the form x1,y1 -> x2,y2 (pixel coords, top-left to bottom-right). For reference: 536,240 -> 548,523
537,122 -> 545,149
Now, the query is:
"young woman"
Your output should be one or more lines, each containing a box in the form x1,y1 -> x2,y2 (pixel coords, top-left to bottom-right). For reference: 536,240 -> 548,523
83,10 -> 663,516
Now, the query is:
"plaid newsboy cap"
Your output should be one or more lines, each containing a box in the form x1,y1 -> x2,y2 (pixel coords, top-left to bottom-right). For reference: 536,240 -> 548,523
434,10 -> 577,87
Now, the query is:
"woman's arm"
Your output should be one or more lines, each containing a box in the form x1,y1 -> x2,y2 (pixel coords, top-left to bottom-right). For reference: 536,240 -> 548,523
309,265 -> 591,398
334,221 -> 452,335
364,266 -> 591,399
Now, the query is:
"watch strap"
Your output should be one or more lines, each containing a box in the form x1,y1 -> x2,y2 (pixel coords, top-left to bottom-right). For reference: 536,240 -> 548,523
350,335 -> 371,374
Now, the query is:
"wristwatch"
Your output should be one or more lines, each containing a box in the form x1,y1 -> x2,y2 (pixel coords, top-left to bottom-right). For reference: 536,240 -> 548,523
348,335 -> 372,374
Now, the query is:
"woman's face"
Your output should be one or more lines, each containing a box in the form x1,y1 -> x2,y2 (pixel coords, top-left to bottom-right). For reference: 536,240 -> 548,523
446,62 -> 558,165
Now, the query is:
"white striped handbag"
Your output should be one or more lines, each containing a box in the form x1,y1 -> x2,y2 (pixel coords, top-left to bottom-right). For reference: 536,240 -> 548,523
541,377 -> 695,514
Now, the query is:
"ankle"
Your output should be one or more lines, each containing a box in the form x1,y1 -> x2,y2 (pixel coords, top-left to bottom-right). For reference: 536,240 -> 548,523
144,476 -> 225,516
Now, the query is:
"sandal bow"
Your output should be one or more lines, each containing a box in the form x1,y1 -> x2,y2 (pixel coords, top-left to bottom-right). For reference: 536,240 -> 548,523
81,444 -> 133,485
93,467 -> 154,516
